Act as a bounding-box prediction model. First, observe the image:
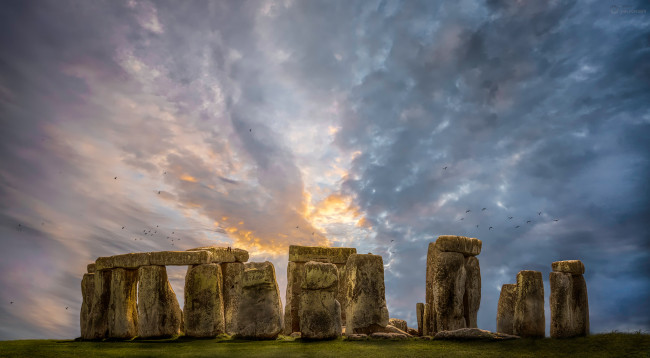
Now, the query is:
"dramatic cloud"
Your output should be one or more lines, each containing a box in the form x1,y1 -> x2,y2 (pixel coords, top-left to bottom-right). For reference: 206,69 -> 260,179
0,0 -> 648,339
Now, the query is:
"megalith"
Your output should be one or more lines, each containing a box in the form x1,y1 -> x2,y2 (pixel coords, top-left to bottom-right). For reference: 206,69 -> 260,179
416,303 -> 424,336
388,318 -> 408,332
343,254 -> 389,334
299,261 -> 341,339
513,270 -> 545,338
284,245 -> 356,335
137,265 -> 183,338
80,273 -> 95,339
424,235 -> 481,335
107,268 -> 139,339
87,269 -> 112,339
236,261 -> 283,339
184,263 -> 225,337
496,284 -> 517,335
221,262 -> 244,335
550,260 -> 589,338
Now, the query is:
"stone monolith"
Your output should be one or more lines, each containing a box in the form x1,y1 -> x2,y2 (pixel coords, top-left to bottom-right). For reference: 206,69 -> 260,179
416,303 -> 424,336
343,254 -> 389,334
87,269 -> 112,339
184,263 -> 225,337
299,261 -> 341,339
550,260 -> 589,338
237,261 -> 283,339
496,284 -> 517,335
107,268 -> 139,339
137,265 -> 183,338
513,270 -> 545,338
80,273 -> 95,339
222,262 -> 244,335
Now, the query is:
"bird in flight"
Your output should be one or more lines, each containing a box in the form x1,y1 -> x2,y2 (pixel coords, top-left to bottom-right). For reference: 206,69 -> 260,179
482,208 -> 487,211
10,301 -> 13,304
476,225 -> 479,228
391,240 -> 394,242
122,227 -> 125,229
526,220 -> 531,224
114,177 -> 117,180
158,191 -> 161,194
164,171 -> 167,174
515,225 -> 520,228
65,307 -> 68,310
443,166 -> 447,170
249,129 -> 252,132
508,216 -> 513,220
466,210 -> 471,213
554,219 -> 559,222
489,226 -> 493,230
295,225 -> 299,229
460,217 -> 464,221
538,212 -> 542,216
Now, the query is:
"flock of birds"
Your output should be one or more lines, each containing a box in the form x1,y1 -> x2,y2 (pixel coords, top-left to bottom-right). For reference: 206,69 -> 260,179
456,207 -> 559,231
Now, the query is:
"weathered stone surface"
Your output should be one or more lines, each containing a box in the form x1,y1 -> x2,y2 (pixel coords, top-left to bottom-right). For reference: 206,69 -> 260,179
431,248 -> 467,332
336,262 -> 348,326
221,262 -> 244,335
184,263 -> 225,337
137,265 -> 182,338
552,260 -> 585,275
346,333 -> 369,341
87,270 -> 111,339
416,303 -> 424,336
408,327 -> 419,336
150,250 -> 212,266
497,284 -> 517,335
97,253 -> 151,270
299,262 -> 341,340
284,261 -> 304,335
288,245 -> 356,264
389,318 -> 408,332
434,328 -> 520,341
370,332 -> 409,340
108,268 -> 139,339
435,235 -> 482,256
384,324 -> 411,336
513,270 -> 545,338
550,272 -> 589,338
343,254 -> 389,334
423,303 -> 433,336
237,261 -> 283,339
80,273 -> 95,339
464,256 -> 481,328
289,332 -> 302,338
87,264 -> 96,274
187,246 -> 249,263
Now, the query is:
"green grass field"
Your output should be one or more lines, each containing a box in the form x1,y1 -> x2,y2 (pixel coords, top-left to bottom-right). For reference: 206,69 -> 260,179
0,333 -> 648,358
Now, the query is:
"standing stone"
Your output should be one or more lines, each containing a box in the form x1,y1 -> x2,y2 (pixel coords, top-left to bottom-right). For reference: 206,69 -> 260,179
80,273 -> 95,339
416,303 -> 424,336
299,261 -> 341,339
496,284 -> 517,335
550,260 -> 589,338
108,268 -> 139,339
425,236 -> 481,334
513,270 -> 545,338
284,261 -> 305,335
237,261 -> 283,339
137,265 -> 183,338
464,256 -> 481,328
87,269 -> 111,339
184,263 -> 225,337
389,318 -> 408,332
343,254 -> 389,334
221,262 -> 244,335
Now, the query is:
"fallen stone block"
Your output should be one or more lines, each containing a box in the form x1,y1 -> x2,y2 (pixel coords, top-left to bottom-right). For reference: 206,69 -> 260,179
137,265 -> 182,338
345,333 -> 369,341
184,263 -> 225,337
370,332 -> 409,340
388,318 -> 408,332
384,324 -> 411,336
408,327 -> 419,336
434,328 -> 520,341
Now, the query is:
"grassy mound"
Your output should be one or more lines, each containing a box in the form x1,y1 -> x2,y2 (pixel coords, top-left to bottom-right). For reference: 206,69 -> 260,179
0,332 -> 648,357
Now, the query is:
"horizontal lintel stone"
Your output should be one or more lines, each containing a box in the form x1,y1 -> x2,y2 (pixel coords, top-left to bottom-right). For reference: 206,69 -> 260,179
551,260 -> 585,274
186,246 -> 249,263
149,250 -> 212,266
288,245 -> 357,264
435,235 -> 482,256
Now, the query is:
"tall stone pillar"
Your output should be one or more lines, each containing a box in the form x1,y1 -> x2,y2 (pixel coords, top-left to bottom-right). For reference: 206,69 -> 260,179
513,270 -> 545,338
343,254 -> 389,334
137,265 -> 183,338
108,268 -> 139,339
237,261 -> 283,339
87,269 -> 112,339
496,284 -> 517,335
80,272 -> 95,339
299,261 -> 341,339
184,263 -> 225,337
425,235 -> 481,334
221,262 -> 244,335
416,303 -> 424,336
550,260 -> 589,338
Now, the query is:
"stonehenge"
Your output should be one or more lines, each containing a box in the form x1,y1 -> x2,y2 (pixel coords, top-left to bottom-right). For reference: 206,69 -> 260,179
80,246 -> 251,339
284,245 -> 356,335
550,260 -> 589,338
343,254 -> 390,334
298,261 -> 341,339
80,240 -> 589,341
424,235 -> 481,335
497,270 -> 545,338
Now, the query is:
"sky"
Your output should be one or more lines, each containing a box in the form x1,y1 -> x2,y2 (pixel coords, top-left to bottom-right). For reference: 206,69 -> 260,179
0,0 -> 648,340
